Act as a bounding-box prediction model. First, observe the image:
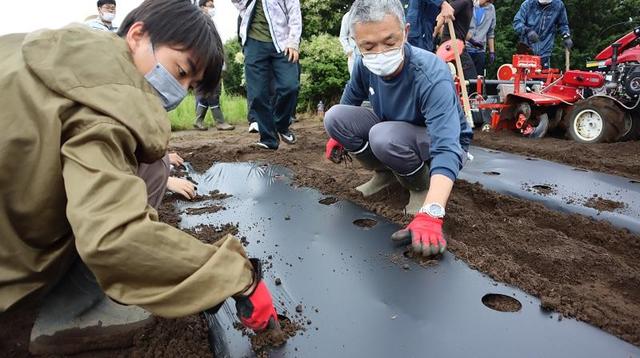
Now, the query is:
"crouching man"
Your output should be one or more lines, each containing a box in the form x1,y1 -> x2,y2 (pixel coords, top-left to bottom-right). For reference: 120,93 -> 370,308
324,0 -> 472,257
0,0 -> 277,354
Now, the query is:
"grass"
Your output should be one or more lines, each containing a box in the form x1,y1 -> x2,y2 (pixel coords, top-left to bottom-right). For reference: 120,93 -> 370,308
168,90 -> 248,131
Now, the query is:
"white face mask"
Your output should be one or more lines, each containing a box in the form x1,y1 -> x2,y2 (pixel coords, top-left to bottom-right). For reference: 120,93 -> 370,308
362,46 -> 405,77
101,11 -> 116,22
208,8 -> 216,17
538,0 -> 552,4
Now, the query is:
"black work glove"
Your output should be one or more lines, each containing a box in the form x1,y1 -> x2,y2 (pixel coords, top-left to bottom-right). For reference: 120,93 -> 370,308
527,30 -> 540,43
563,36 -> 573,49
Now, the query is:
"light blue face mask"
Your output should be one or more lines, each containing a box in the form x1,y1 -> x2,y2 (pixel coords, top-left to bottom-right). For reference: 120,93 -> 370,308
144,48 -> 188,111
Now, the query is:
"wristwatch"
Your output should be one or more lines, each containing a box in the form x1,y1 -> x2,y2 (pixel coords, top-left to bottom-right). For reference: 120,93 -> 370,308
419,203 -> 445,218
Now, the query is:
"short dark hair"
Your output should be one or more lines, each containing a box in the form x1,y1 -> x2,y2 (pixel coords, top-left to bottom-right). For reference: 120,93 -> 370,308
198,0 -> 212,7
97,0 -> 116,7
118,0 -> 223,97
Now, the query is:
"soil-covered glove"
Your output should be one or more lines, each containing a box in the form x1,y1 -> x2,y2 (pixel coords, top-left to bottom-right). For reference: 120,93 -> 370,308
325,138 -> 346,164
489,52 -> 496,64
391,213 -> 446,256
563,36 -> 573,49
234,259 -> 278,332
527,30 -> 540,43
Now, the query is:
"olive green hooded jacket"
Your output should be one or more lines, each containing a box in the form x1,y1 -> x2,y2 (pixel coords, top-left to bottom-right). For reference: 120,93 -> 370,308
0,26 -> 253,316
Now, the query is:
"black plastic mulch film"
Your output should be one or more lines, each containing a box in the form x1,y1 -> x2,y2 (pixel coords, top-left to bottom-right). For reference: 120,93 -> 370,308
175,158 -> 639,358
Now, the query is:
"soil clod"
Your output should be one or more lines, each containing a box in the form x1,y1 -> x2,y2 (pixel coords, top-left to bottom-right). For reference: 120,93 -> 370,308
584,196 -> 626,212
353,218 -> 378,229
319,197 -> 339,205
482,293 -> 522,313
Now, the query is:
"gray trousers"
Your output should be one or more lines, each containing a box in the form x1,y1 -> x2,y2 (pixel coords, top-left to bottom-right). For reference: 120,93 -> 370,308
324,104 -> 431,175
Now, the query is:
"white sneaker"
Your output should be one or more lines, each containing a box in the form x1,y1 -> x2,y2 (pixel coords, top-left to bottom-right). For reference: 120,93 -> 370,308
248,122 -> 259,133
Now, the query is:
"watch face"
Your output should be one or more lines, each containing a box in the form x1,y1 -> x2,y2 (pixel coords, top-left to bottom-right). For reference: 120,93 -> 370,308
427,203 -> 445,217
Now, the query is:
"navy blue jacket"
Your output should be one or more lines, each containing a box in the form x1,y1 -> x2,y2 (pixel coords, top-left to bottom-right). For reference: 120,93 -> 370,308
513,0 -> 570,58
341,44 -> 473,181
406,0 -> 443,52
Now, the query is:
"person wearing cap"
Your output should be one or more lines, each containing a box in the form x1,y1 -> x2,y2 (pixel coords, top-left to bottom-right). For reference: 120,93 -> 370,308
513,0 -> 572,68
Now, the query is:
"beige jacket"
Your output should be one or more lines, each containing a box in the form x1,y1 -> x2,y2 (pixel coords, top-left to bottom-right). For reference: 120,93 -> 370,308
0,26 -> 252,317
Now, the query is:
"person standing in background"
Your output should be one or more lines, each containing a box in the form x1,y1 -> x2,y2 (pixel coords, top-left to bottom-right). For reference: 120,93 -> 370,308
85,0 -> 118,33
437,0 -> 478,80
405,0 -> 455,52
339,9 -> 359,75
466,0 -> 496,76
194,0 -> 235,131
233,0 -> 302,150
513,0 -> 572,69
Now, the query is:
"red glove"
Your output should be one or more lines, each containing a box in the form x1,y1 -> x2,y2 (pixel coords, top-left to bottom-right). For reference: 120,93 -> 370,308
234,259 -> 278,331
391,213 -> 446,256
325,138 -> 345,164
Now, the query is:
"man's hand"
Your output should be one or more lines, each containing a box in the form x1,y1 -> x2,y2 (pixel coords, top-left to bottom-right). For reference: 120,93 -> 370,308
489,52 -> 496,64
167,177 -> 196,200
527,30 -> 540,43
563,36 -> 573,49
391,213 -> 446,256
234,259 -> 279,332
168,152 -> 184,167
284,47 -> 299,63
325,138 -> 346,164
433,1 -> 455,38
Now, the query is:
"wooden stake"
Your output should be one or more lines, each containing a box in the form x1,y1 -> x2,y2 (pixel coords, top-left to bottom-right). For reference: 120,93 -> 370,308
447,20 -> 474,128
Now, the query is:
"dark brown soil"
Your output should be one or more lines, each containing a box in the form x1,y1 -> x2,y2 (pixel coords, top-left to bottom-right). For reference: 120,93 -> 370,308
473,130 -> 640,181
318,197 -> 339,205
353,218 -> 378,228
482,293 -> 523,313
170,120 -> 640,347
234,317 -> 303,358
185,205 -> 225,215
584,196 -> 627,213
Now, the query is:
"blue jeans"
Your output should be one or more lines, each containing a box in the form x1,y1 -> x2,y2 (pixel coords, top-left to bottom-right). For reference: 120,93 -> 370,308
243,38 -> 299,148
468,50 -> 486,76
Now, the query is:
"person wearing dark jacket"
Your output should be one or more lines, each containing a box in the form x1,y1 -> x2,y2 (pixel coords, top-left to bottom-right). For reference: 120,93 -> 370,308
513,0 -> 572,68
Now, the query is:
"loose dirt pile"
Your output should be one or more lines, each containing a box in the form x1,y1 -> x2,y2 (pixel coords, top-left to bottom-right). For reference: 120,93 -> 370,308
473,130 -> 640,180
584,195 -> 627,213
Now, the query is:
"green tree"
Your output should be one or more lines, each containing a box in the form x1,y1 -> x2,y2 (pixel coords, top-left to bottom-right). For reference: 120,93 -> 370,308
300,0 -> 350,39
298,34 -> 350,111
222,38 -> 245,97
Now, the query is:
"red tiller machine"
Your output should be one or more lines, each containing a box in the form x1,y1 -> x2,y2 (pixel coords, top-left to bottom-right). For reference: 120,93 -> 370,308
472,54 -> 604,138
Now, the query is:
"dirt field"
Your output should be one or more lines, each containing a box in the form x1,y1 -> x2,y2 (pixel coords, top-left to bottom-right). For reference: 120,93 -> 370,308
473,130 -> 640,181
2,118 -> 639,356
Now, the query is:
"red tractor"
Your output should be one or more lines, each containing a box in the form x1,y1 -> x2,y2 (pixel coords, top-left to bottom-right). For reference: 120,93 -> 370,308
576,26 -> 640,143
468,26 -> 640,143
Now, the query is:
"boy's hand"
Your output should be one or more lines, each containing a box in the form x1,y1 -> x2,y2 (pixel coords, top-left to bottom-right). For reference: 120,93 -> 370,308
167,177 -> 196,199
284,48 -> 299,63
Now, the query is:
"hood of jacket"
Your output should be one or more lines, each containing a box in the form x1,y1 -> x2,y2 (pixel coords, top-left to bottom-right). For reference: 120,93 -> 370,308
21,24 -> 170,163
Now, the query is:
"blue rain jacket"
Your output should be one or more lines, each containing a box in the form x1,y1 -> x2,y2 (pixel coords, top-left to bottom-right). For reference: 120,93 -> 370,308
406,0 -> 444,52
513,0 -> 570,58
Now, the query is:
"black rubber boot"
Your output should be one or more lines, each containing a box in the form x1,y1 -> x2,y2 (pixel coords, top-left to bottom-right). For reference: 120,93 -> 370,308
352,143 -> 396,197
394,164 -> 430,215
194,105 -> 208,131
